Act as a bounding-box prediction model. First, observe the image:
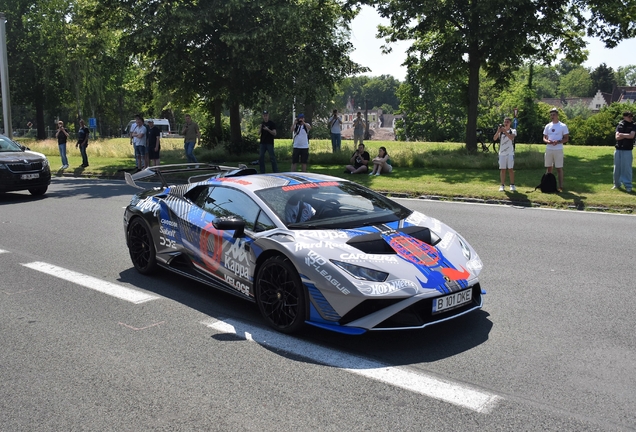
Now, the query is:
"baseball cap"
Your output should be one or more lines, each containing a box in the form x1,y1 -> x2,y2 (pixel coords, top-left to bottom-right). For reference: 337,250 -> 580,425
549,107 -> 558,114
147,119 -> 154,123
298,113 -> 304,118
262,110 -> 268,114
623,111 -> 633,117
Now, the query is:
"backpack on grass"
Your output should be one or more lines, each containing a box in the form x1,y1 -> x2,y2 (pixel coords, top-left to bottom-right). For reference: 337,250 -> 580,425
535,172 -> 558,193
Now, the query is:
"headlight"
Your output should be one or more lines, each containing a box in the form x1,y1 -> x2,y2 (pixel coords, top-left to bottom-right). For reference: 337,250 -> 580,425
42,158 -> 49,168
331,260 -> 389,282
457,235 -> 471,260
0,163 -> 7,170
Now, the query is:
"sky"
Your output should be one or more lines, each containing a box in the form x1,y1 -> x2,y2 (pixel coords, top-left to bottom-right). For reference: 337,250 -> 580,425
349,5 -> 636,82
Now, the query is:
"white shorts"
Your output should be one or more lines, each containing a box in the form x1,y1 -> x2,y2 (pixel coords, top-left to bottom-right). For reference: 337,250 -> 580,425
382,164 -> 393,173
498,154 -> 514,169
545,149 -> 564,168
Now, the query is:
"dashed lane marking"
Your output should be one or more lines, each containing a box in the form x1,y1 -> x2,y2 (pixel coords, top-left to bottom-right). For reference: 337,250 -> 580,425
201,318 -> 501,413
21,261 -> 160,304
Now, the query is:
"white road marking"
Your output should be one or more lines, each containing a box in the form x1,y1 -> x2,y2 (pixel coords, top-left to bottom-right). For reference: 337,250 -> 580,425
21,261 -> 159,304
201,318 -> 500,413
0,249 -> 8,254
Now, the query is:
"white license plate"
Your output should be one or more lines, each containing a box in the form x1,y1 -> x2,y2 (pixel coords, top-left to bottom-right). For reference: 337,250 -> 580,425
432,289 -> 472,313
21,173 -> 39,180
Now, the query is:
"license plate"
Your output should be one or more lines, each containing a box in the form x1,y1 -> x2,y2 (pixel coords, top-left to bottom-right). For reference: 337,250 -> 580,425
432,289 -> 472,313
21,173 -> 39,180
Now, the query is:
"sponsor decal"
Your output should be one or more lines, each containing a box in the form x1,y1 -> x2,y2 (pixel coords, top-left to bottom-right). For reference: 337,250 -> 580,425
295,240 -> 350,251
159,226 -> 176,237
339,253 -> 398,263
405,211 -> 428,226
135,197 -> 160,213
225,256 -> 249,279
305,250 -> 350,295
160,218 -> 178,228
356,279 -> 418,296
225,274 -> 250,296
199,222 -> 224,272
282,181 -> 339,192
226,238 -> 249,264
302,230 -> 349,240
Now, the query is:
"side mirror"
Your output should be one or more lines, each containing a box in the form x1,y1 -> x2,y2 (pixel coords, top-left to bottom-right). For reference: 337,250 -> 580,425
213,217 -> 245,238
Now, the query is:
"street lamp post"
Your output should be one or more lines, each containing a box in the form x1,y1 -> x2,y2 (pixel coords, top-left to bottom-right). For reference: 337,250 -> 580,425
0,12 -> 12,137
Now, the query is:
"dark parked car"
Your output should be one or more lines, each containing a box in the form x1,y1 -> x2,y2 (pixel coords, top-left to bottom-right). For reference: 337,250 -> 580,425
0,134 -> 51,196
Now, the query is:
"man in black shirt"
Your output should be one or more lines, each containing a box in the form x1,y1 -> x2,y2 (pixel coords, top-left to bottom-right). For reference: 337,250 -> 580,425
345,143 -> 370,174
76,119 -> 90,168
259,111 -> 278,173
147,120 -> 161,166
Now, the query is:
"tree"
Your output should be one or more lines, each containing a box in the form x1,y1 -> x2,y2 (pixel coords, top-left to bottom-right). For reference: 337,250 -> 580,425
615,65 -> 636,86
558,66 -> 593,97
354,0 -> 636,151
590,63 -> 616,93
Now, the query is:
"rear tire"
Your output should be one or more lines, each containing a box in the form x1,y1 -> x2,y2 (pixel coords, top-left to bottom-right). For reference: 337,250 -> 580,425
492,141 -> 499,154
127,218 -> 157,274
255,256 -> 306,334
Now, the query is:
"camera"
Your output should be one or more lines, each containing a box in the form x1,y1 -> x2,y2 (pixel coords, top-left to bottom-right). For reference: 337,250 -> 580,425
498,124 -> 504,128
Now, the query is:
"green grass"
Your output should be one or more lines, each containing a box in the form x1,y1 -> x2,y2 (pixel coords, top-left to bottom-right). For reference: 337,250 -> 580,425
24,137 -> 635,213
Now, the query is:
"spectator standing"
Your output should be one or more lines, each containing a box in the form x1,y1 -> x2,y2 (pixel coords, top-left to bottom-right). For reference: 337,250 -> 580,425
130,115 -> 147,170
290,113 -> 311,172
353,112 -> 366,146
369,146 -> 392,176
542,107 -> 569,192
345,143 -> 370,174
181,114 -> 201,164
328,109 -> 342,152
259,111 -> 278,173
76,119 -> 90,168
494,117 -> 517,192
147,119 -> 161,167
55,120 -> 69,169
613,110 -> 635,192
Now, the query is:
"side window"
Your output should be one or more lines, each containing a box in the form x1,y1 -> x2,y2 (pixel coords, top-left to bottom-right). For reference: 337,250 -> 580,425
203,186 -> 261,231
254,210 -> 276,232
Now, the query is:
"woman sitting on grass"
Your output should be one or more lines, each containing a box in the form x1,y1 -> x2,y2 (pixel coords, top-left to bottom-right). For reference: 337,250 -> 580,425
369,146 -> 392,176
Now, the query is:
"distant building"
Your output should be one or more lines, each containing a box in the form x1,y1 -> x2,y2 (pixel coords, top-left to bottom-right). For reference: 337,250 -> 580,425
540,89 -> 612,112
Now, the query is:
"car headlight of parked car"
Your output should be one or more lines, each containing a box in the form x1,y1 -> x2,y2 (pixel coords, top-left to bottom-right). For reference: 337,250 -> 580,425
331,260 -> 389,282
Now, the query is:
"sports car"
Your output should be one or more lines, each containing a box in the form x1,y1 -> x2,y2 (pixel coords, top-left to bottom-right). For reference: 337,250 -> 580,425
123,164 -> 485,334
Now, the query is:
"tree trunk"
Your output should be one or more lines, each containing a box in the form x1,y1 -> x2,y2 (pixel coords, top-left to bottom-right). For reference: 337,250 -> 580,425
229,102 -> 241,145
214,98 -> 222,142
35,89 -> 46,141
465,49 -> 480,153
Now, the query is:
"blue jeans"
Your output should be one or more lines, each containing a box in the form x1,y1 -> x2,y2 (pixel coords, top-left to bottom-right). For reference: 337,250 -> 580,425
184,141 -> 198,163
614,149 -> 633,190
58,143 -> 68,166
259,143 -> 278,173
330,133 -> 341,152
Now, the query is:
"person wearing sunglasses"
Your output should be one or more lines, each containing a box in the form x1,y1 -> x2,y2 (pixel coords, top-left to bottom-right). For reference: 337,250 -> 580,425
542,107 -> 569,192
613,111 -> 635,193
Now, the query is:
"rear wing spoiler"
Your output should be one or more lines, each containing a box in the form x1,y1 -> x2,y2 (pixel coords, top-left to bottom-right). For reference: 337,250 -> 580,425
124,163 -> 257,189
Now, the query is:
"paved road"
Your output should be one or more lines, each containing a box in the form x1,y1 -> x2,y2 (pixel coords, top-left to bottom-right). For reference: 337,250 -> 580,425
1,178 -> 635,431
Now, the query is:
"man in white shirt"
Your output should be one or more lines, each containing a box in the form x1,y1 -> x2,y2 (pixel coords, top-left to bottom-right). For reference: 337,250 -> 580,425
543,107 -> 569,192
290,113 -> 312,172
130,115 -> 147,171
328,109 -> 342,153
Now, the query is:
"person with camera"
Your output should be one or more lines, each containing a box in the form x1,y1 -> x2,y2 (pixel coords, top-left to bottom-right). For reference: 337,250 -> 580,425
328,109 -> 342,153
345,143 -> 370,174
493,117 -> 517,192
290,113 -> 311,172
543,107 -> 569,192
181,114 -> 201,164
55,120 -> 70,170
259,111 -> 278,173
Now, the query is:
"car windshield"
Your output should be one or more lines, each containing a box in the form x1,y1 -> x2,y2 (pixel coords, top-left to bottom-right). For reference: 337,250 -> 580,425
255,181 -> 412,229
0,135 -> 23,152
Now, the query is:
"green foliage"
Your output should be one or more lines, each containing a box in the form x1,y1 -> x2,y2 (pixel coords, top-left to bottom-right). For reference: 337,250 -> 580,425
558,67 -> 593,97
567,102 -> 632,146
590,63 -> 617,94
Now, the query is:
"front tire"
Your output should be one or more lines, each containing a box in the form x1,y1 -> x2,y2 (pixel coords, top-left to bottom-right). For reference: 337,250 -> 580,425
28,186 -> 48,196
255,256 -> 306,334
127,218 -> 157,274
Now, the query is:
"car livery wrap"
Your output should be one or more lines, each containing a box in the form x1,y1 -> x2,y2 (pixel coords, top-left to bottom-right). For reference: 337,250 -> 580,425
124,164 -> 484,334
